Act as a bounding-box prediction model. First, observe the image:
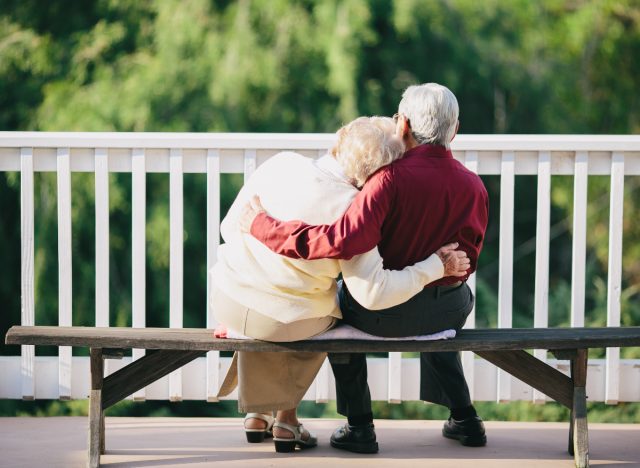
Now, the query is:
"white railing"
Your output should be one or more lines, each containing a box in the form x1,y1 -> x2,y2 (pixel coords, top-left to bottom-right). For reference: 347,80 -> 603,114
1,132 -> 639,405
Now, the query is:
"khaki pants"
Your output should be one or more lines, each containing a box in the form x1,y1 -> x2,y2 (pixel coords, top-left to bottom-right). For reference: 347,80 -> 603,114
212,288 -> 335,412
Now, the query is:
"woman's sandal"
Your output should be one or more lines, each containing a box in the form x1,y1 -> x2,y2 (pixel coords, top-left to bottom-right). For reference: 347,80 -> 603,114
273,421 -> 318,453
244,413 -> 275,443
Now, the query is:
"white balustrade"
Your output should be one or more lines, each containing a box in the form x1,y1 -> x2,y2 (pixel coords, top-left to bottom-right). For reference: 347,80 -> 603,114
1,132 -> 639,404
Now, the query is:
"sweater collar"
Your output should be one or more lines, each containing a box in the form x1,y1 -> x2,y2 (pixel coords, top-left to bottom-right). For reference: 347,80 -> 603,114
315,153 -> 350,183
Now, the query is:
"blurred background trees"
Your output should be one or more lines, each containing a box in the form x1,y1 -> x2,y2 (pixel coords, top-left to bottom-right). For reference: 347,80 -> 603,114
1,0 -> 639,419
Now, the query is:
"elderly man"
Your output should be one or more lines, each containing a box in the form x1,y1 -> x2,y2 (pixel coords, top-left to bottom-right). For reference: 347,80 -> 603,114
241,83 -> 489,452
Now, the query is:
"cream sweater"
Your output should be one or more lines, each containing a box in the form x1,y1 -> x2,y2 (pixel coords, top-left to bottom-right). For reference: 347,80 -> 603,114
211,152 -> 444,324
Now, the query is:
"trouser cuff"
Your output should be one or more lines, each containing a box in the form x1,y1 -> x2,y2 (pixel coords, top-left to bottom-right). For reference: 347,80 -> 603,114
348,412 -> 373,426
450,405 -> 477,420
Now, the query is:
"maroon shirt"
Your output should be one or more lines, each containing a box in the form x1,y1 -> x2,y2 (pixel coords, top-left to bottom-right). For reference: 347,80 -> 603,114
251,144 -> 489,286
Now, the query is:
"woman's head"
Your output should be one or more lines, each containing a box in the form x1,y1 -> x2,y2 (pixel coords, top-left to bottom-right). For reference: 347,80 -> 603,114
331,116 -> 405,187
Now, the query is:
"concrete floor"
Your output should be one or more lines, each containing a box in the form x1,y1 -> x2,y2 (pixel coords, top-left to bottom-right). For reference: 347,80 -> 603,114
1,417 -> 639,467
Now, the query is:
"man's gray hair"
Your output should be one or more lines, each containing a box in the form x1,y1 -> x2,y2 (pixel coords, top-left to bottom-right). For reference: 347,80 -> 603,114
398,83 -> 459,148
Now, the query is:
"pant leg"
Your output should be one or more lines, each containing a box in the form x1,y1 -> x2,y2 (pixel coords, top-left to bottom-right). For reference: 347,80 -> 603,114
328,352 -> 371,419
327,283 -> 374,419
336,281 -> 475,412
420,351 -> 472,408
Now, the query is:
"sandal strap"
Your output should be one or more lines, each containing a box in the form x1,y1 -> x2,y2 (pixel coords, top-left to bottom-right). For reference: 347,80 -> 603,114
273,421 -> 304,438
244,412 -> 275,430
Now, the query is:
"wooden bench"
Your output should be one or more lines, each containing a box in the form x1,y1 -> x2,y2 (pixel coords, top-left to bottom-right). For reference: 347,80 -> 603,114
6,325 -> 640,468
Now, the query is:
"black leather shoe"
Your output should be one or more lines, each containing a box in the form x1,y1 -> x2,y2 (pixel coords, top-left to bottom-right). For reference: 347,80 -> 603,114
442,416 -> 487,447
330,423 -> 379,454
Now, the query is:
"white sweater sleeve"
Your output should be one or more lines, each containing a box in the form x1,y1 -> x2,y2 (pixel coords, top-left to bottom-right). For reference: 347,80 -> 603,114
219,174 -> 258,244
339,248 -> 445,310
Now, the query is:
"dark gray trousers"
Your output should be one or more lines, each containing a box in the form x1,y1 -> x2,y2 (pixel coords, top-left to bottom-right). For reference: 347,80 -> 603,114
329,281 -> 474,419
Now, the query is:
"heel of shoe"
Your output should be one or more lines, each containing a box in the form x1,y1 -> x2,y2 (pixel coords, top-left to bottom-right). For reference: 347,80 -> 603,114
246,431 -> 266,443
274,439 -> 297,453
460,434 -> 487,447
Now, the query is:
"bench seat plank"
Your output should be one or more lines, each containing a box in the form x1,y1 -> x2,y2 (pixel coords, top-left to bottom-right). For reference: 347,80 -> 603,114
6,325 -> 640,353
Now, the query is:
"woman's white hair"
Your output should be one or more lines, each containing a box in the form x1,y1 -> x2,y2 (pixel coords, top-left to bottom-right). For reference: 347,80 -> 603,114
332,116 -> 405,187
398,83 -> 459,148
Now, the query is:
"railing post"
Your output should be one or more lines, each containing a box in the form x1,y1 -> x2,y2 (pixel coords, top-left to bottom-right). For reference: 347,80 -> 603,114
20,147 -> 35,400
169,148 -> 184,401
497,151 -> 515,402
605,152 -> 624,404
57,147 -> 72,399
570,151 -> 589,328
206,149 -> 221,401
95,148 -> 110,331
132,148 -> 147,400
463,150 -> 479,400
533,151 -> 551,403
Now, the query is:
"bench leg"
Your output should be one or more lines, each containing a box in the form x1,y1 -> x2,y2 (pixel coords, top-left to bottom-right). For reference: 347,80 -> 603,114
88,348 -> 104,468
100,411 -> 105,455
569,349 -> 589,468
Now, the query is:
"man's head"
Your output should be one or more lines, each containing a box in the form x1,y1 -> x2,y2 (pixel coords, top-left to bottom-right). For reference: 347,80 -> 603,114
397,83 -> 459,149
331,116 -> 405,188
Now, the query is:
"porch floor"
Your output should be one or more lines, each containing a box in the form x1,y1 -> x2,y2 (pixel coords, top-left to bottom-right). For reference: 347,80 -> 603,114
1,417 -> 639,467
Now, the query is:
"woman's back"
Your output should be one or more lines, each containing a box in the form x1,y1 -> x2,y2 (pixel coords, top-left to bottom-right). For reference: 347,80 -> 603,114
211,152 -> 357,324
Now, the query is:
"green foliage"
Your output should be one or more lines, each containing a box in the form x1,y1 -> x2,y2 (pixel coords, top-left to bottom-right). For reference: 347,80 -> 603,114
1,0 -> 639,418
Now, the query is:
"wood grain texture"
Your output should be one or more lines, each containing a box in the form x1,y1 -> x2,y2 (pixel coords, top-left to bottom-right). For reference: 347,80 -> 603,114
475,350 -> 574,408
7,326 -> 640,353
101,349 -> 203,410
90,348 -> 103,390
572,349 -> 588,387
100,411 -> 105,455
568,349 -> 589,465
573,386 -> 589,467
87,389 -> 102,468
88,349 -> 104,465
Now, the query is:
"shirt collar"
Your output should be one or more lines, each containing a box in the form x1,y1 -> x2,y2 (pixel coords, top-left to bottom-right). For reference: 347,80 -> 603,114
315,153 -> 350,183
404,143 -> 454,159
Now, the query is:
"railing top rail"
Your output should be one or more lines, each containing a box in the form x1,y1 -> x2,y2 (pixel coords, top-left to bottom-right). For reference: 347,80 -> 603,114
1,132 -> 639,151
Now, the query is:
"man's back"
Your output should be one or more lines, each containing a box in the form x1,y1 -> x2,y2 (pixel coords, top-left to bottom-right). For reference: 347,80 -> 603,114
376,144 -> 488,285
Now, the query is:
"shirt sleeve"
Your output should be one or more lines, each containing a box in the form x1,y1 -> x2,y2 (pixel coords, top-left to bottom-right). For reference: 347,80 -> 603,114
250,169 -> 394,260
339,249 -> 444,310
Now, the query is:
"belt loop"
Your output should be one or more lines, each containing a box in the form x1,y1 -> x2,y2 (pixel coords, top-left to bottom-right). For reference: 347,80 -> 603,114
435,286 -> 441,299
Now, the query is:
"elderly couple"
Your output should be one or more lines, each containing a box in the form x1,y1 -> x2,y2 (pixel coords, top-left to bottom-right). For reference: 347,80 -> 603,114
210,82 -> 489,453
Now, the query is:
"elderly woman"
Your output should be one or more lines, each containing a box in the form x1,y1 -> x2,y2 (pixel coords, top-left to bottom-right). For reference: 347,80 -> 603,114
210,116 -> 469,452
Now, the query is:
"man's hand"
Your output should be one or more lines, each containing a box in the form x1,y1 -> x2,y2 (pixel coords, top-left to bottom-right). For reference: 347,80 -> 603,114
239,195 -> 265,233
435,242 -> 471,277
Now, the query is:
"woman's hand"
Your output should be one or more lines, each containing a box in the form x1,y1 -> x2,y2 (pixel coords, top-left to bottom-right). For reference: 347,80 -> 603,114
239,195 -> 265,233
435,242 -> 471,277
213,324 -> 228,338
